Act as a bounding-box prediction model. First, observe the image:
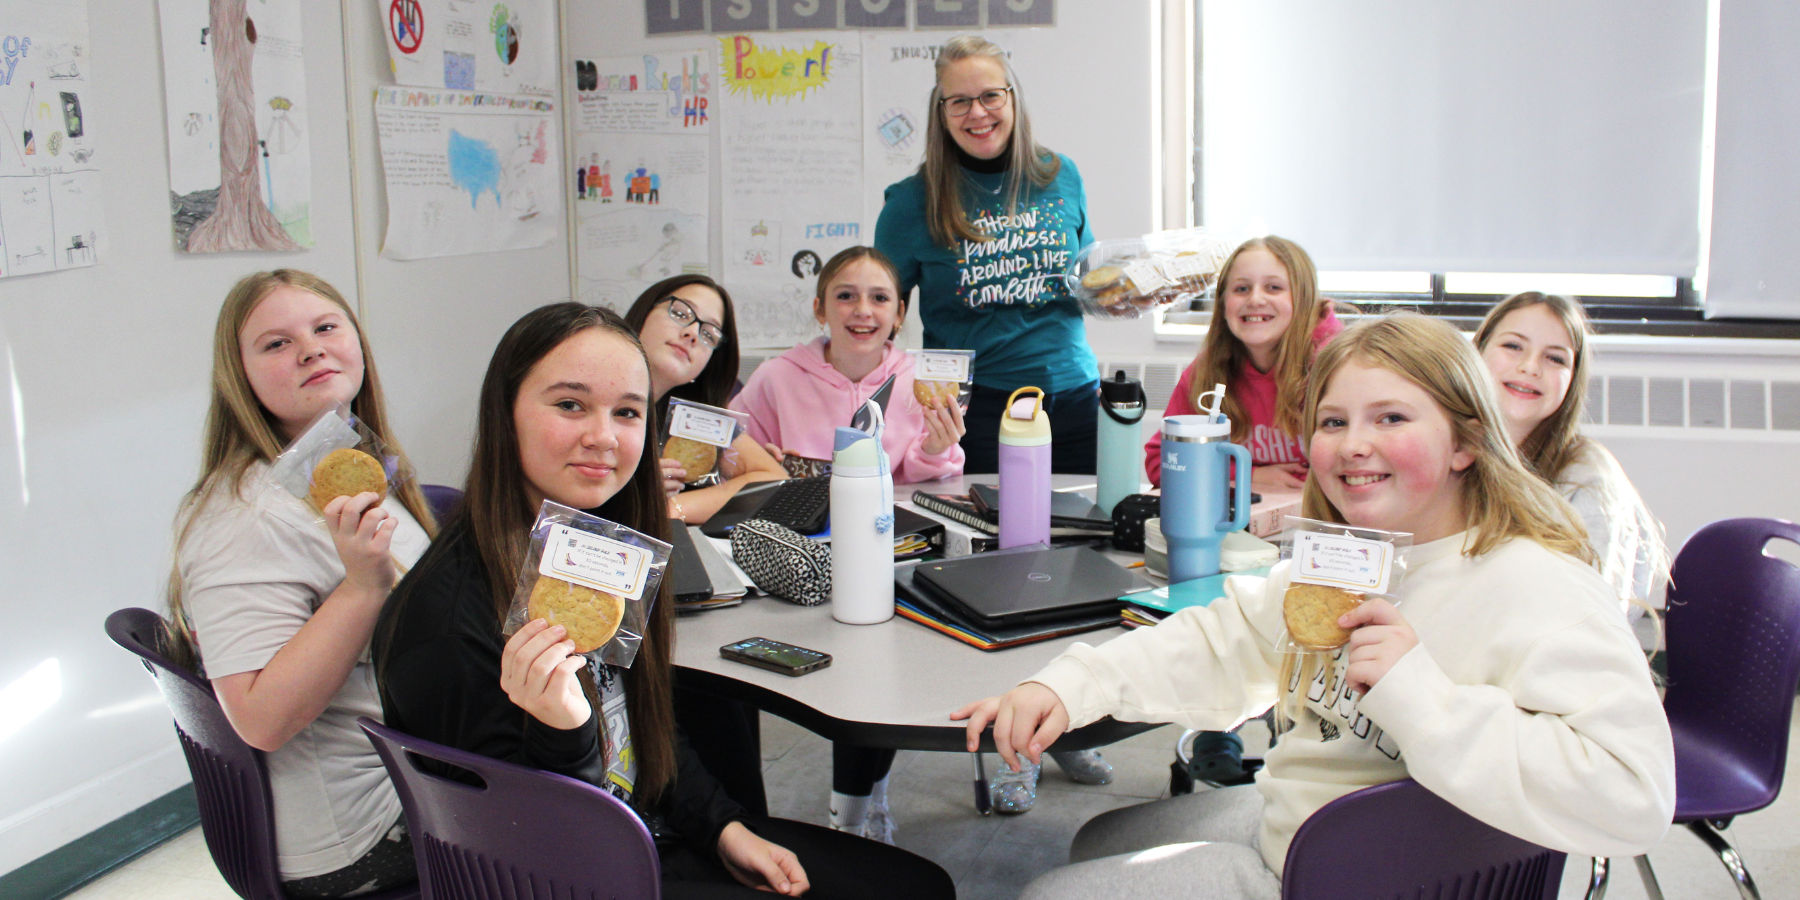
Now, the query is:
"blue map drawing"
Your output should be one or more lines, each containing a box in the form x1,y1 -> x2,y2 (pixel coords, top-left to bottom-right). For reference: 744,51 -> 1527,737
447,130 -> 502,209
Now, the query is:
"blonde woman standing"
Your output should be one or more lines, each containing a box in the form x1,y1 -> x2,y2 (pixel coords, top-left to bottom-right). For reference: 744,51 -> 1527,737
168,270 -> 436,899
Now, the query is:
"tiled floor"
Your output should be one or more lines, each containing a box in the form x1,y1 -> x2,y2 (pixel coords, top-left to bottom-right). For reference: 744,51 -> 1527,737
67,704 -> 1800,900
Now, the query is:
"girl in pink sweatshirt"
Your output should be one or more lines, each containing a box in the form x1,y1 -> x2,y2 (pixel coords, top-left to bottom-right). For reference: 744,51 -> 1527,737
1145,236 -> 1343,489
732,246 -> 966,485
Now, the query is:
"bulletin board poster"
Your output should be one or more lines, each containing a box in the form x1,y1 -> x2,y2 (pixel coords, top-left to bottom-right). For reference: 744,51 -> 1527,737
718,32 -> 862,349
859,32 -> 939,224
572,51 -> 713,309
159,0 -> 312,253
0,0 -> 106,279
384,0 -> 557,96
374,87 -> 562,259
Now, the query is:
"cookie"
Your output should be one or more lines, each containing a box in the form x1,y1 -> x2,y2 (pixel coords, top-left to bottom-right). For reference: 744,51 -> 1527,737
912,378 -> 961,407
1282,583 -> 1364,650
1081,265 -> 1125,292
308,448 -> 388,511
664,435 -> 719,483
528,576 -> 625,654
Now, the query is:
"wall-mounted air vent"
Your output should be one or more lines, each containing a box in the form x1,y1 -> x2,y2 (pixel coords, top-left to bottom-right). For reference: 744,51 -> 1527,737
1588,374 -> 1800,437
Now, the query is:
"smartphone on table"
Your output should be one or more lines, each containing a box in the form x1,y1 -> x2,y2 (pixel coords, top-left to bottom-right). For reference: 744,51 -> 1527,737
719,637 -> 832,677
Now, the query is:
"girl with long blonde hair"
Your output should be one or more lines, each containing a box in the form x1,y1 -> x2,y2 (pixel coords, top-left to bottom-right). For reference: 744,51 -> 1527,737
956,314 -> 1673,899
168,270 -> 435,898
1145,235 -> 1343,490
1474,292 -> 1669,614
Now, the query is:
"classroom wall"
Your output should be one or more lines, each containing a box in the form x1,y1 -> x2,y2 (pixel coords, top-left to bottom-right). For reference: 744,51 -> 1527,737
0,0 -> 569,874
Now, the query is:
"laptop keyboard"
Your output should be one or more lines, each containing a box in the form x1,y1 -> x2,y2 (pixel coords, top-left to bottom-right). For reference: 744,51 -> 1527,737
756,475 -> 831,534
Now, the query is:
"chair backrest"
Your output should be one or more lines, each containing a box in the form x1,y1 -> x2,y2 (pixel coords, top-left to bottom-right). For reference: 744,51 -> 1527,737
420,484 -> 463,525
104,607 -> 287,900
358,718 -> 661,900
1282,779 -> 1566,900
1661,517 -> 1800,817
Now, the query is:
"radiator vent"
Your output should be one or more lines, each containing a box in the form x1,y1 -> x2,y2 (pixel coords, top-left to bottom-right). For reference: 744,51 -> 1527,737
1587,374 -> 1800,436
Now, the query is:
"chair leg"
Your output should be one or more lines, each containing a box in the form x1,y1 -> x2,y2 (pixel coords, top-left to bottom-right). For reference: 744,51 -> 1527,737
1584,856 -> 1609,900
1684,819 -> 1760,900
1633,856 -> 1665,900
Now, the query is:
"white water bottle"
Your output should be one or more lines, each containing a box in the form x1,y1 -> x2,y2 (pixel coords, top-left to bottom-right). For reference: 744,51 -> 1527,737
830,404 -> 895,624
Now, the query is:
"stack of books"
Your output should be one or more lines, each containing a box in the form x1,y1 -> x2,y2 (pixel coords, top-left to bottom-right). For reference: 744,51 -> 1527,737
908,488 -> 1114,552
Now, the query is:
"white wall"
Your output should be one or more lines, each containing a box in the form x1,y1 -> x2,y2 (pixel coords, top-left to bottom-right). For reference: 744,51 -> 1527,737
0,0 -> 568,874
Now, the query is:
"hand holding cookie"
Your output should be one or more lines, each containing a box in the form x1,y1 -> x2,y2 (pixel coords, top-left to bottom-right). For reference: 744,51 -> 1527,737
663,436 -> 719,484
309,448 -> 389,511
322,492 -> 397,596
1283,583 -> 1364,651
500,618 -> 592,730
1340,598 -> 1417,695
920,394 -> 966,457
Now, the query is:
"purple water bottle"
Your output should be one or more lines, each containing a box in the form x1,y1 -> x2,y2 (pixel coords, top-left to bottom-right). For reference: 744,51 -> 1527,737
997,387 -> 1052,549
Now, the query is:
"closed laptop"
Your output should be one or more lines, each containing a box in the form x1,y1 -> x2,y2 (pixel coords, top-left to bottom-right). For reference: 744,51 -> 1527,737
912,545 -> 1148,629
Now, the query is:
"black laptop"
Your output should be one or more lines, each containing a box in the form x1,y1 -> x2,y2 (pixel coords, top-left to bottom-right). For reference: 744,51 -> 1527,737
911,545 -> 1149,629
666,521 -> 716,603
699,475 -> 831,538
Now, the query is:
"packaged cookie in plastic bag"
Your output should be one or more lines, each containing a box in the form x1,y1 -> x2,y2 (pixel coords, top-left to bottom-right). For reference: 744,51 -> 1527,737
1275,516 -> 1413,654
503,501 -> 672,668
267,403 -> 412,519
1065,228 -> 1238,319
662,398 -> 749,488
906,348 -> 975,408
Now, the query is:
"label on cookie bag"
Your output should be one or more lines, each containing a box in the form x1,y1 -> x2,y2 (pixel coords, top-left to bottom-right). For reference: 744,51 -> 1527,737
914,351 -> 971,382
668,405 -> 737,448
1291,531 -> 1394,593
540,525 -> 653,600
1122,259 -> 1170,294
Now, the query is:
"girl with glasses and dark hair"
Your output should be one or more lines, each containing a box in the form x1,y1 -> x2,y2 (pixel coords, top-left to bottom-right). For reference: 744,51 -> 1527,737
874,34 -> 1103,478
621,274 -> 786,526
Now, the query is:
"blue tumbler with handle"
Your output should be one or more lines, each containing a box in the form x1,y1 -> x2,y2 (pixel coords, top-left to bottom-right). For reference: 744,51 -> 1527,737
1159,414 -> 1251,583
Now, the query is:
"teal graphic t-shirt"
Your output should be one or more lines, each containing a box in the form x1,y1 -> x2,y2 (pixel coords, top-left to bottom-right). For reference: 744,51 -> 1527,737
875,155 -> 1099,393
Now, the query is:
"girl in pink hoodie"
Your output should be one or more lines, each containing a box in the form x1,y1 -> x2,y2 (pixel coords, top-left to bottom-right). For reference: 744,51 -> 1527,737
732,246 -> 966,485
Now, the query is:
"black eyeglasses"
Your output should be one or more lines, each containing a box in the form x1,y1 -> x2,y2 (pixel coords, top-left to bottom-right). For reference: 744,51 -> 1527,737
663,296 -> 725,348
940,86 -> 1013,118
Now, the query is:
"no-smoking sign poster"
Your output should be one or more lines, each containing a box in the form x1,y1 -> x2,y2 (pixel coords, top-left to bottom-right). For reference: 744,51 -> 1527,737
383,0 -> 557,96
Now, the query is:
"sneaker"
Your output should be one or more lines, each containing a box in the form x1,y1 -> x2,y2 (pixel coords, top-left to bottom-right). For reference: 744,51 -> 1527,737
1049,749 -> 1115,785
989,755 -> 1040,814
863,793 -> 897,845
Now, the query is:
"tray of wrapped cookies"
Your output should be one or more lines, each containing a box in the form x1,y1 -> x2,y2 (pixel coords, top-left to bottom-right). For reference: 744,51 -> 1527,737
1065,228 -> 1236,320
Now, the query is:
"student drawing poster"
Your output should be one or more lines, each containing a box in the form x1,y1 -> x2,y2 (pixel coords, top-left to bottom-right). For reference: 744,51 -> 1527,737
158,0 -> 312,252
860,33 -> 942,225
384,0 -> 557,96
573,51 -> 713,135
718,32 -> 862,348
0,0 -> 106,279
572,132 -> 709,310
374,87 -> 561,260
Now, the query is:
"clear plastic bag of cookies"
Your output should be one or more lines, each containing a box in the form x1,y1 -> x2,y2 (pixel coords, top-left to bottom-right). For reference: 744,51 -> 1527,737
905,349 -> 975,409
661,398 -> 749,489
503,500 -> 673,668
1274,516 -> 1413,656
1064,229 -> 1238,319
1144,227 -> 1237,306
267,403 -> 413,520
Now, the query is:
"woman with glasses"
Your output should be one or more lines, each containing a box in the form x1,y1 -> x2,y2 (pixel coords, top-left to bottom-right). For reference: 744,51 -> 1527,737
875,34 -> 1101,477
622,274 -> 786,526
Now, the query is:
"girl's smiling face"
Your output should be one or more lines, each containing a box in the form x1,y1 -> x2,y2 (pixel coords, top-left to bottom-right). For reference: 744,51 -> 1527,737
1221,248 -> 1295,368
513,329 -> 650,511
639,283 -> 725,400
816,257 -> 902,357
1310,361 -> 1475,543
239,285 -> 366,442
1480,303 -> 1575,446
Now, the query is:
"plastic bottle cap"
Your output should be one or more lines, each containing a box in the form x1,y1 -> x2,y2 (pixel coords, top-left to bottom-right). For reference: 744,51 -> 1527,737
1163,414 -> 1230,440
833,426 -> 880,471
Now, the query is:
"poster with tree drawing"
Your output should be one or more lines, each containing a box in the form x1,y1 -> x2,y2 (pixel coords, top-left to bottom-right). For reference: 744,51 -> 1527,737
0,0 -> 106,280
158,0 -> 312,252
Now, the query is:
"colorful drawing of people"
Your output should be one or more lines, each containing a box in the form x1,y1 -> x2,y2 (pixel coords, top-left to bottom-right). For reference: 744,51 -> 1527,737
630,167 -> 651,204
576,153 -> 588,199
649,172 -> 661,204
597,159 -> 612,202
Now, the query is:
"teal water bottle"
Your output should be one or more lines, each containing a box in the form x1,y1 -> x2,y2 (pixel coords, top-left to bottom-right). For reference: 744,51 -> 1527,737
1096,370 -> 1146,516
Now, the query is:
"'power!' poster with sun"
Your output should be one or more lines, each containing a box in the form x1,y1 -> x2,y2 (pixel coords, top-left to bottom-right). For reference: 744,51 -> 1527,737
384,0 -> 556,97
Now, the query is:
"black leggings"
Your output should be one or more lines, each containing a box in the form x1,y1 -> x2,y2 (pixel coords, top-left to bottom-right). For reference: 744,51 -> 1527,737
673,682 -> 768,817
832,743 -> 898,795
961,381 -> 1100,475
660,817 -> 954,899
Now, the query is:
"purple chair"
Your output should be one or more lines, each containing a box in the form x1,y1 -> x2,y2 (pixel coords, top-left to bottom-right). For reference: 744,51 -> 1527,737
1282,778 -> 1566,900
358,718 -> 661,900
420,484 -> 463,524
104,608 -> 419,900
1589,518 -> 1800,900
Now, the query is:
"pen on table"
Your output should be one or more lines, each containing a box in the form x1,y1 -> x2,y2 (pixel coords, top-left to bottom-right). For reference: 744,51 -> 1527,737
971,751 -> 991,815
1127,560 -> 1146,568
